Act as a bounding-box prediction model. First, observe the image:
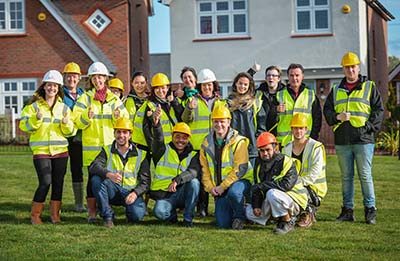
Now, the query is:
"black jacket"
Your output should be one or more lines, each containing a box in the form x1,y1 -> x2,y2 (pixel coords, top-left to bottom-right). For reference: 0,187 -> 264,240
323,75 -> 384,145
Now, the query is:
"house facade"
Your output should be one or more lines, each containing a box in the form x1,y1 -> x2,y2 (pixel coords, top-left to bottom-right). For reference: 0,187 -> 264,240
161,0 -> 394,148
0,0 -> 154,118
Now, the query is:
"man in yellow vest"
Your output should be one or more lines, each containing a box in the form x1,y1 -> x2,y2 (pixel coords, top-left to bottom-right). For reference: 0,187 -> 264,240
89,118 -> 150,228
283,113 -> 327,228
245,132 -> 308,235
200,106 -> 254,229
150,121 -> 200,227
324,52 -> 384,224
276,63 -> 322,147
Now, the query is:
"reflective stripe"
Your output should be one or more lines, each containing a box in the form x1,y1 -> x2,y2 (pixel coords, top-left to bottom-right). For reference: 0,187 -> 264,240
82,146 -> 103,151
153,174 -> 173,180
30,140 -> 68,146
75,101 -> 86,109
93,114 -> 112,119
80,115 -> 89,125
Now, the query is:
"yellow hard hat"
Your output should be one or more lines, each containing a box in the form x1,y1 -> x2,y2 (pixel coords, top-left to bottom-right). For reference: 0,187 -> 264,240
341,52 -> 360,67
108,78 -> 124,91
114,117 -> 133,132
172,122 -> 191,137
211,105 -> 231,120
151,73 -> 170,88
290,113 -> 308,128
63,62 -> 81,75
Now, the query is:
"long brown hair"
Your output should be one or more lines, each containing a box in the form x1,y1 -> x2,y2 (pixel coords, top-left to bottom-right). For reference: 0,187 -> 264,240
26,82 -> 64,105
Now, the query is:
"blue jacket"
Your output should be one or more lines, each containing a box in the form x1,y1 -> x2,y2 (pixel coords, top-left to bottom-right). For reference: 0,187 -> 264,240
63,85 -> 84,110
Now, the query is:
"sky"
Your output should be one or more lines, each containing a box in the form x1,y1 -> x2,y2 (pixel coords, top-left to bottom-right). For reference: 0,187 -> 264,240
149,1 -> 400,57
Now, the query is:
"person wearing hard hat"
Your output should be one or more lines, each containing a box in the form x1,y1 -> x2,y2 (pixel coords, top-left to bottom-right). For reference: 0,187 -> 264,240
150,122 -> 201,227
20,70 -> 76,224
323,52 -> 384,225
62,62 -> 86,213
282,113 -> 327,228
108,77 -> 125,100
200,106 -> 253,229
181,68 -> 226,218
125,71 -> 149,125
89,117 -> 150,228
276,63 -> 322,147
72,61 -> 129,223
245,132 -> 308,235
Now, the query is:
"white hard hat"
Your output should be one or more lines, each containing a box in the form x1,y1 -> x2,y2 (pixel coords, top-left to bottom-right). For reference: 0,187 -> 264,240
42,70 -> 63,85
197,68 -> 216,84
88,62 -> 109,76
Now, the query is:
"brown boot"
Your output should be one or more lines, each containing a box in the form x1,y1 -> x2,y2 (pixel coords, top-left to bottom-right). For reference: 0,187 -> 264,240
50,200 -> 62,224
31,201 -> 45,225
87,198 -> 97,223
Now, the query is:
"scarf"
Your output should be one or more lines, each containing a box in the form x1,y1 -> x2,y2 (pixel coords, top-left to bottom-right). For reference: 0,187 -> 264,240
94,87 -> 107,103
229,93 -> 255,111
184,88 -> 199,98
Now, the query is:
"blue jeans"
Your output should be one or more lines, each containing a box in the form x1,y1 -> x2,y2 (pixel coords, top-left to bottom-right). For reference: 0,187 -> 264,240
93,177 -> 146,222
153,179 -> 200,222
214,179 -> 251,229
335,144 -> 375,208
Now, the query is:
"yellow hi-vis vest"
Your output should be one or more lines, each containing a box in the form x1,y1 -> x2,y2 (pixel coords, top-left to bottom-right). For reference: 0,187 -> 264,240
124,96 -> 138,122
332,81 -> 372,132
72,89 -> 129,166
183,97 -> 226,150
104,145 -> 146,191
132,101 -> 178,147
19,97 -> 75,155
151,145 -> 196,191
277,88 -> 315,146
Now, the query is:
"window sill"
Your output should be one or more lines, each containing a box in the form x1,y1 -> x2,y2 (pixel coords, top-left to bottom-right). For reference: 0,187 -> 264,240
291,33 -> 334,38
0,33 -> 28,37
193,36 -> 251,42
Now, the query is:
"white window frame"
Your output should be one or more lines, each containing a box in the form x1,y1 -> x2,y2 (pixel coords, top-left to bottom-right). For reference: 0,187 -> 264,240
396,81 -> 400,105
295,0 -> 331,34
0,78 -> 37,118
0,0 -> 25,35
196,0 -> 248,39
84,9 -> 111,35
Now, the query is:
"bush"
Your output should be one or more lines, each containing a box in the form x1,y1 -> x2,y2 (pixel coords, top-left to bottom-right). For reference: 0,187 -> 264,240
376,127 -> 399,156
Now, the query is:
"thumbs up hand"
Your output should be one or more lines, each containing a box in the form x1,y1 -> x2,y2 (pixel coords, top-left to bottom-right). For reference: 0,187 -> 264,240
252,61 -> 261,73
88,106 -> 94,119
36,107 -> 43,120
114,107 -> 120,119
62,112 -> 69,124
188,97 -> 198,110
167,92 -> 174,102
153,104 -> 162,126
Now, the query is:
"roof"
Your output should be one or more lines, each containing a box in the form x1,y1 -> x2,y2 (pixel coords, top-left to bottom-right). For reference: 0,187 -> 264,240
389,63 -> 400,81
365,0 -> 396,21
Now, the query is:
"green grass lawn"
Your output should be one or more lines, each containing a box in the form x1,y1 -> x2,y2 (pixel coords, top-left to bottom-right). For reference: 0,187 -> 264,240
0,152 -> 399,260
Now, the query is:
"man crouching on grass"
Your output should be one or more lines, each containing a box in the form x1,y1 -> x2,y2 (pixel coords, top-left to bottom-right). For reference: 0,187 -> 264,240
89,118 -> 150,228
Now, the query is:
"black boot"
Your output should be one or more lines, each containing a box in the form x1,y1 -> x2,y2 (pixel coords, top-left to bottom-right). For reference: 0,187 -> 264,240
196,186 -> 209,217
364,207 -> 377,225
336,207 -> 355,222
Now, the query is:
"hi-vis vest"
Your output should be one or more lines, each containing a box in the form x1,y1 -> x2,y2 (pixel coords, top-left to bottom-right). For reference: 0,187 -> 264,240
183,97 -> 226,150
283,139 -> 327,199
202,132 -> 254,185
132,101 -> 178,147
332,81 -> 372,131
104,145 -> 146,191
19,97 -> 75,156
151,145 -> 196,191
257,155 -> 308,210
277,88 -> 315,146
124,96 -> 138,122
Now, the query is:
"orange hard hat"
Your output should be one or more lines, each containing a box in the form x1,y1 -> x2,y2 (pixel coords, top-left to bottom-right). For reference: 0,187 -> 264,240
257,132 -> 277,148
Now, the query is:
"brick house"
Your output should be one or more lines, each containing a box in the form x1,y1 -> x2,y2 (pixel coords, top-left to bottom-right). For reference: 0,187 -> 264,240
0,0 -> 154,119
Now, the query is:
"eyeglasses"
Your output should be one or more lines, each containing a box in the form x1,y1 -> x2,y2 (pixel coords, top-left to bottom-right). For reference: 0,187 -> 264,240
266,74 -> 279,78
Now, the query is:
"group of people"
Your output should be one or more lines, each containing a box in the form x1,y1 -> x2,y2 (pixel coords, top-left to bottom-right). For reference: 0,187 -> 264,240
20,51 -> 384,234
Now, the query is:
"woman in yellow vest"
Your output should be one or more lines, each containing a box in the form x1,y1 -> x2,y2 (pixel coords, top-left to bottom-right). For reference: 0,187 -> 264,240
72,62 -> 129,222
124,71 -> 149,125
20,70 -> 75,225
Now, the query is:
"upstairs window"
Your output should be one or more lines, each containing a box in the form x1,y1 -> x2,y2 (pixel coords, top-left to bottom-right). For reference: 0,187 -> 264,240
295,0 -> 331,34
197,0 -> 248,38
85,9 -> 111,35
0,0 -> 25,35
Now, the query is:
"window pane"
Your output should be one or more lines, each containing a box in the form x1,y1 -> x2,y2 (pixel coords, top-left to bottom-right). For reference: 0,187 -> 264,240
297,11 -> 310,30
5,96 -> 10,103
233,1 -> 245,10
22,82 -> 35,91
234,14 -> 246,32
315,0 -> 327,5
297,0 -> 310,7
200,2 -> 212,12
217,15 -> 229,33
200,16 -> 212,34
216,2 -> 228,11
315,10 -> 328,29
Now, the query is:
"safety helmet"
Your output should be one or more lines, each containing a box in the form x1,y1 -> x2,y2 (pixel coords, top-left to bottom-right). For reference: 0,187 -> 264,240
257,132 -> 277,148
63,62 -> 81,75
42,70 -> 63,85
114,117 -> 133,132
290,113 -> 308,128
151,73 -> 170,87
108,78 -> 124,91
211,105 -> 231,120
172,122 -> 191,137
88,62 -> 109,76
197,68 -> 216,84
341,52 -> 360,67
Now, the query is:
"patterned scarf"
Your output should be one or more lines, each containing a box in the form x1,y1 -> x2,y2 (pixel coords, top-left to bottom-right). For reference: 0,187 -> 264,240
94,87 -> 107,103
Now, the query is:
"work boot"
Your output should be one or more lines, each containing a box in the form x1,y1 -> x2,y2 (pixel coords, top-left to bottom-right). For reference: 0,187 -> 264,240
31,201 -> 45,225
273,218 -> 295,235
297,212 -> 313,228
336,207 -> 355,222
232,219 -> 245,230
72,182 -> 87,212
364,207 -> 377,225
50,200 -> 62,224
183,220 -> 193,228
103,220 -> 114,228
87,198 -> 97,223
196,188 -> 209,217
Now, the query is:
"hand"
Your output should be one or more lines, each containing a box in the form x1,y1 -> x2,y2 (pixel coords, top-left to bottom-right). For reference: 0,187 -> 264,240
276,103 -> 285,113
188,97 -> 198,110
167,92 -> 174,102
210,187 -> 219,197
167,181 -> 177,192
215,186 -> 225,196
252,61 -> 261,72
175,87 -> 184,99
36,107 -> 42,120
107,172 -> 122,184
253,208 -> 262,217
153,104 -> 162,126
337,111 -> 351,121
88,106 -> 94,119
114,107 -> 120,119
125,191 -> 138,205
62,112 -> 69,124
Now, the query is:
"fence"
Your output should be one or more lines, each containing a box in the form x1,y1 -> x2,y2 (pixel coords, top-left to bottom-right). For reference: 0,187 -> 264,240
0,108 -> 30,152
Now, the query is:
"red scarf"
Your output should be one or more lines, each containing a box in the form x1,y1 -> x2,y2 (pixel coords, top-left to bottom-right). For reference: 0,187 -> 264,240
94,87 -> 107,103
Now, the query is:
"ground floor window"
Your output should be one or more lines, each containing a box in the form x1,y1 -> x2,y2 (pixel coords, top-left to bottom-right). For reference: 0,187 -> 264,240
0,78 -> 36,117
